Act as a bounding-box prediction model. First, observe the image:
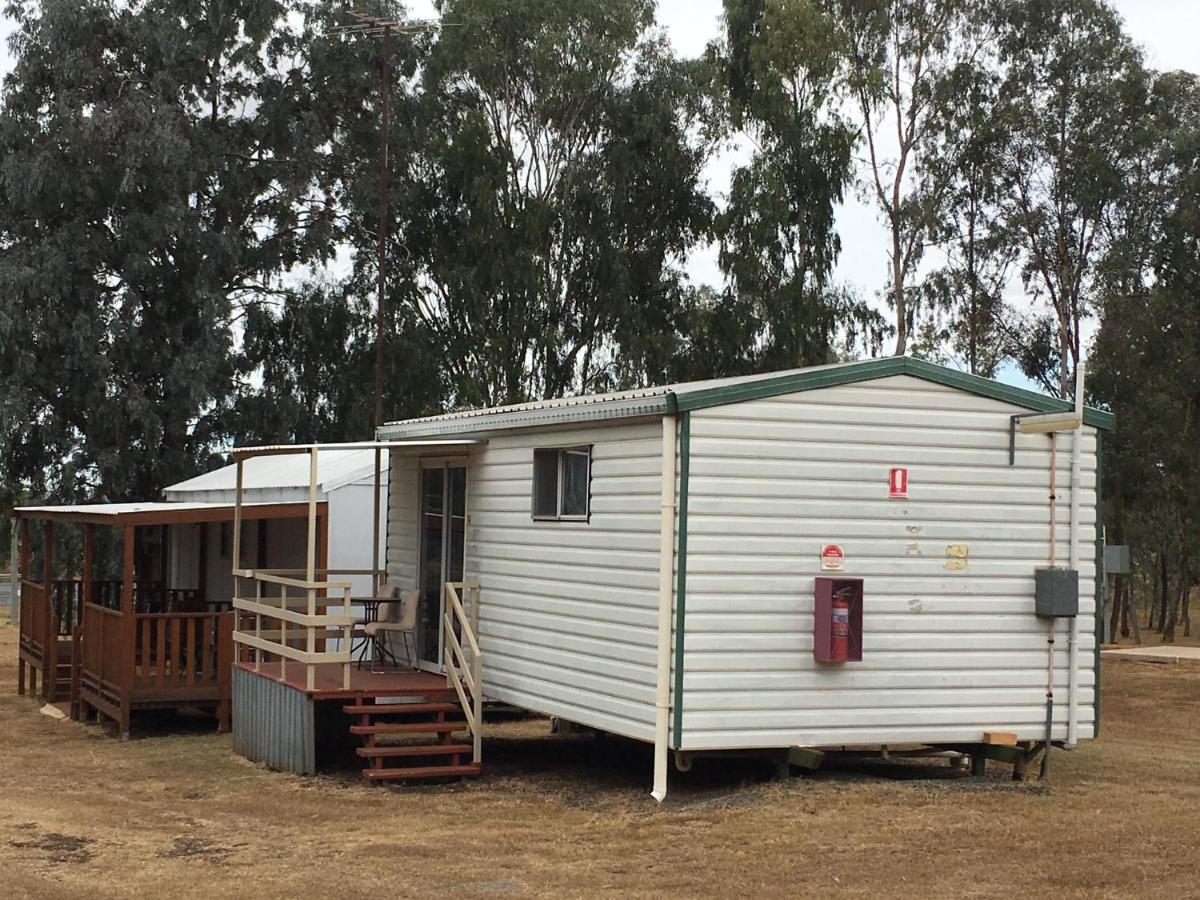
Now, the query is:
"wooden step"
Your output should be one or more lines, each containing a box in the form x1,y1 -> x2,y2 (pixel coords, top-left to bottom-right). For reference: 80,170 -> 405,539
361,764 -> 481,781
349,721 -> 467,736
342,702 -> 459,716
357,743 -> 473,759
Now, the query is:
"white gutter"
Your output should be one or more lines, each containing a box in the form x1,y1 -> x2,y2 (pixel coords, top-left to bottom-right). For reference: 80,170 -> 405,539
652,413 -> 678,802
1066,360 -> 1085,748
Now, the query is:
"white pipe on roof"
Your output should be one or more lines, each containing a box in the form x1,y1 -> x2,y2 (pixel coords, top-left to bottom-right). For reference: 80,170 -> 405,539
652,412 -> 678,802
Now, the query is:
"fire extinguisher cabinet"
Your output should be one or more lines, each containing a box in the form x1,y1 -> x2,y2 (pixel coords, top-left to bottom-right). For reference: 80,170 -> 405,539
814,577 -> 864,662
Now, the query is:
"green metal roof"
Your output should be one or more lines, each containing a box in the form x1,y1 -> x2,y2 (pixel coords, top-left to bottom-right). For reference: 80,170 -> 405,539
674,356 -> 1115,430
378,356 -> 1114,438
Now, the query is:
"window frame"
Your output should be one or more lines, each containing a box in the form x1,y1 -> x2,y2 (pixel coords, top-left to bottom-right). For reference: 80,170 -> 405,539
531,445 -> 592,522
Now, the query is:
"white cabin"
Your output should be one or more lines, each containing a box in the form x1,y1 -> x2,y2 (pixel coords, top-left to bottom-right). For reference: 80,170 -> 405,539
225,358 -> 1108,795
376,358 -> 1108,789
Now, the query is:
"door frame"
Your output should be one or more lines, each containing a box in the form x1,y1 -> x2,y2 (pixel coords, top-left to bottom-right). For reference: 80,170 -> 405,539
415,456 -> 469,674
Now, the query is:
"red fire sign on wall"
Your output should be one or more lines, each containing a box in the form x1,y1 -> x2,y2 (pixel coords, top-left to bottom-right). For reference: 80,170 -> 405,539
820,544 -> 845,571
889,467 -> 908,499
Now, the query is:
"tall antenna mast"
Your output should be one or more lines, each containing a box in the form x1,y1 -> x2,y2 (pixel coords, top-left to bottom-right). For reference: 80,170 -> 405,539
331,11 -> 451,434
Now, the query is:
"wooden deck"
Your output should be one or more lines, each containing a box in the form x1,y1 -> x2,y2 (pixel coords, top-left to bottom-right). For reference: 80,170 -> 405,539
235,661 -> 448,699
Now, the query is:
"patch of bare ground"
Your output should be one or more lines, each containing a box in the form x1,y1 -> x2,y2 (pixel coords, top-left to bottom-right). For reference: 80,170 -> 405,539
0,621 -> 1197,898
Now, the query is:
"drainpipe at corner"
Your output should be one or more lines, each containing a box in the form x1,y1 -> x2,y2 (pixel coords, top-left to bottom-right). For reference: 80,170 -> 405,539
652,405 -> 679,802
1066,361 -> 1085,748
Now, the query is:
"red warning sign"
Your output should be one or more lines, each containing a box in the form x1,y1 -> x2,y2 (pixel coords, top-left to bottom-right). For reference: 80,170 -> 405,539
889,466 -> 908,499
820,544 -> 845,571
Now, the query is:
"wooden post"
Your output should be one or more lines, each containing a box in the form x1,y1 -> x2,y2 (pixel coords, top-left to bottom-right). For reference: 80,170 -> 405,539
197,523 -> 208,606
17,518 -> 29,695
256,518 -> 268,569
159,523 -> 169,592
74,523 -> 94,720
18,518 -> 30,585
119,524 -> 135,740
42,521 -> 53,585
41,521 -> 55,701
82,524 -> 94,607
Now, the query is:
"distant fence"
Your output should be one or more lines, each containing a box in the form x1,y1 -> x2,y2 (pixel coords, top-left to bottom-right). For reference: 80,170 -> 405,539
0,572 -> 12,615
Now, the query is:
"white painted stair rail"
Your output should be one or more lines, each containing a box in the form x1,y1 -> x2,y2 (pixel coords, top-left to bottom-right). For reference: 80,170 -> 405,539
444,580 -> 483,764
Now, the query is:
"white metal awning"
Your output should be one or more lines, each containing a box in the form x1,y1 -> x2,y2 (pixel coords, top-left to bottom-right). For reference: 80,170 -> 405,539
231,439 -> 485,460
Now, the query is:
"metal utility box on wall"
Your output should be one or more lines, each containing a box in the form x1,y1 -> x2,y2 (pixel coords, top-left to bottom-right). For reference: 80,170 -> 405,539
814,577 -> 863,662
1035,567 -> 1079,618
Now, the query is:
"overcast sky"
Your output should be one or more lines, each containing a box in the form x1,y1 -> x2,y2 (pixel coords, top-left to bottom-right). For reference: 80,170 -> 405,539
2,1 -> 1198,381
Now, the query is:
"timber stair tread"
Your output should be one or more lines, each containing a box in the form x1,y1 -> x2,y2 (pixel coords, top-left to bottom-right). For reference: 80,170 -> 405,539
350,721 -> 468,735
343,701 -> 458,715
357,743 -> 473,759
361,763 -> 481,781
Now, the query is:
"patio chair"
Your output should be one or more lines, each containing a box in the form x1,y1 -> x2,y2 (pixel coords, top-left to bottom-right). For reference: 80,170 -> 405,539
359,586 -> 419,671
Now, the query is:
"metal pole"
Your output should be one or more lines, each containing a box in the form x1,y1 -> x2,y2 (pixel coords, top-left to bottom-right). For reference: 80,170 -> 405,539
374,25 -> 391,432
372,447 -> 382,593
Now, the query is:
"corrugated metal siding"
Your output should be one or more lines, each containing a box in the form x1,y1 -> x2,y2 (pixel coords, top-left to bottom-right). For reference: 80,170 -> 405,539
385,421 -> 664,741
231,667 -> 316,774
680,374 -> 1098,751
164,449 -> 378,498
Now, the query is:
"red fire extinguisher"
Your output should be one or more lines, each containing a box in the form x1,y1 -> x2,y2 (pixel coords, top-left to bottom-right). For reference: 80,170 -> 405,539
830,588 -> 852,662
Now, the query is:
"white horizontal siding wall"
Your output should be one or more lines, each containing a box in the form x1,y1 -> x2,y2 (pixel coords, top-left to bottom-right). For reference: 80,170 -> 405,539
465,420 -> 663,741
384,453 -> 421,592
680,374 -> 1098,751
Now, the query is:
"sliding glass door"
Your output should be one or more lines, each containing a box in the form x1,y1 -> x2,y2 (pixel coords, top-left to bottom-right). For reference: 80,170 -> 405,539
417,461 -> 467,671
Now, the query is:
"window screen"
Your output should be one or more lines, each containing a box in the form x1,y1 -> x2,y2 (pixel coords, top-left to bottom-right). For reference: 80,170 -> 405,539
561,450 -> 590,518
532,449 -> 559,518
531,446 -> 591,521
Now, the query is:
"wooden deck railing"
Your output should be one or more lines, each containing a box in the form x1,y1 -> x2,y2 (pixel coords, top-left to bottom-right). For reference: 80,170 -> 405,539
79,602 -> 126,699
232,568 -> 357,691
132,611 -> 233,694
18,579 -> 47,652
444,580 -> 483,765
52,579 -> 204,616
77,603 -> 234,735
18,578 -> 73,701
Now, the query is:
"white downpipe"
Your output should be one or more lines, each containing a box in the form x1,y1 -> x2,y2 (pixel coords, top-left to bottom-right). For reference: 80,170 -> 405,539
1066,361 -> 1085,748
652,413 -> 678,802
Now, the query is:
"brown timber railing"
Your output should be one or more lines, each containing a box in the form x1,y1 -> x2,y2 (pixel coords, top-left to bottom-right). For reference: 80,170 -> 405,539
54,579 -> 205,615
444,580 -> 483,765
77,603 -> 235,734
18,579 -> 47,656
78,602 -> 126,709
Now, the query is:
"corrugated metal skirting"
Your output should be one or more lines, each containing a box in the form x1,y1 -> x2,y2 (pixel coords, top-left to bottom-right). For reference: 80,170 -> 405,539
232,667 -> 316,775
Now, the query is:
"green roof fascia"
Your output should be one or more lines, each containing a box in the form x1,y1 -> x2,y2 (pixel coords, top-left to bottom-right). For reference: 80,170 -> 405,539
673,356 -> 1115,431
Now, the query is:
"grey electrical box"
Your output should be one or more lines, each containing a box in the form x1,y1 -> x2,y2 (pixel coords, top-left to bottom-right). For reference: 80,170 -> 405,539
1035,567 -> 1079,618
1104,544 -> 1130,575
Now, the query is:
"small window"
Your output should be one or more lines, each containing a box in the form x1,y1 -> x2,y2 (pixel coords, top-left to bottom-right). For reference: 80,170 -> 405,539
532,446 -> 591,521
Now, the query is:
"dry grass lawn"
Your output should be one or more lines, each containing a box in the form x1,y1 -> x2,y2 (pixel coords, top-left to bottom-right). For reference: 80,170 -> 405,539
1,622 -> 1197,899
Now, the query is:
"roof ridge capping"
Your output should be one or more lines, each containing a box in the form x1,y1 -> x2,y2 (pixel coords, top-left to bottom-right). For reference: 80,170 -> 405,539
674,356 -> 1114,430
